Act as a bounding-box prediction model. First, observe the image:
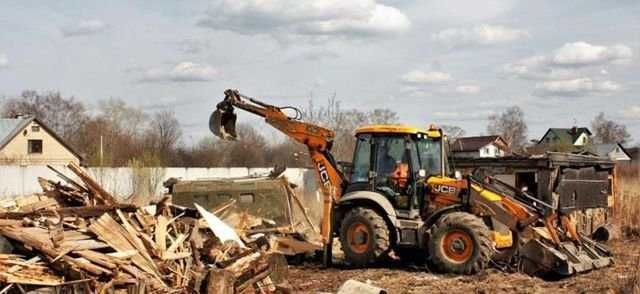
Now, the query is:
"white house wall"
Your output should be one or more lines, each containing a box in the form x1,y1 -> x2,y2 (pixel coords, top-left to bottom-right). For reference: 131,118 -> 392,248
573,133 -> 590,146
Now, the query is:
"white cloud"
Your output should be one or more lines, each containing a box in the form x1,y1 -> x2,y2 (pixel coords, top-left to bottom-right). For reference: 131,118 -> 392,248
433,110 -> 496,121
432,24 -> 529,47
533,78 -> 621,97
502,56 -> 577,80
622,106 -> 640,119
503,42 -> 633,80
139,62 -> 218,82
0,54 -> 7,68
197,0 -> 410,39
61,19 -> 108,37
551,42 -> 632,66
291,48 -> 340,61
401,70 -> 451,84
455,85 -> 480,94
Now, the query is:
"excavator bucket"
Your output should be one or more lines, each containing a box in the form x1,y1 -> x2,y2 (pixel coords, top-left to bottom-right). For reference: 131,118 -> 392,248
210,100 -> 237,140
519,229 -> 613,277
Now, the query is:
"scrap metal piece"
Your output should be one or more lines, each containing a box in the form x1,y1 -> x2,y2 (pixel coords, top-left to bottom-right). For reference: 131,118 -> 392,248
195,203 -> 247,248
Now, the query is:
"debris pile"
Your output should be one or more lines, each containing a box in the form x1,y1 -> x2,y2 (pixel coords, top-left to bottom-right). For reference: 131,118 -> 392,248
0,163 -> 286,293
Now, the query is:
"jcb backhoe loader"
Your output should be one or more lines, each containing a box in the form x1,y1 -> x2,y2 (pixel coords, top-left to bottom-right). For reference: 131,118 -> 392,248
209,89 -> 612,276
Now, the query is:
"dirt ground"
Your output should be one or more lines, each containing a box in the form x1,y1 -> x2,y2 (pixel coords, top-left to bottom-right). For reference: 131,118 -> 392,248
288,239 -> 640,294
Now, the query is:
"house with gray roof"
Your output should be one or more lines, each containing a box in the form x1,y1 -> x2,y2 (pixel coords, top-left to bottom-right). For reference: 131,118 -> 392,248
589,143 -> 631,162
451,135 -> 509,159
538,127 -> 592,147
0,115 -> 81,165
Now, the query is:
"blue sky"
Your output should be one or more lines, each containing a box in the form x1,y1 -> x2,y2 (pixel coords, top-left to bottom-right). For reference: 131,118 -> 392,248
1,0 -> 639,146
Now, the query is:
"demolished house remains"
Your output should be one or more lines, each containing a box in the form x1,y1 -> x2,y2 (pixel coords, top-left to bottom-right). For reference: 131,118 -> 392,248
164,167 -> 322,261
453,152 -> 616,238
0,163 -> 289,293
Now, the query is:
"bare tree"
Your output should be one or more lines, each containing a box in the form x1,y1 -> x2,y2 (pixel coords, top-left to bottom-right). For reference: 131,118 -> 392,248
148,110 -> 182,158
440,125 -> 466,139
487,106 -> 528,148
82,99 -> 149,166
221,123 -> 268,167
368,109 -> 398,125
1,90 -> 89,148
302,94 -> 398,161
591,112 -> 631,144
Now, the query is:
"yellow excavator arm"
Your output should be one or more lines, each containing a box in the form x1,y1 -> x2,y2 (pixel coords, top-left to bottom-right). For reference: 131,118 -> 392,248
210,89 -> 344,248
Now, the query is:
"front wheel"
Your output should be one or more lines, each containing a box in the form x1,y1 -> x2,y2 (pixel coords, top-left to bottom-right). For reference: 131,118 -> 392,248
428,212 -> 492,274
339,207 -> 390,266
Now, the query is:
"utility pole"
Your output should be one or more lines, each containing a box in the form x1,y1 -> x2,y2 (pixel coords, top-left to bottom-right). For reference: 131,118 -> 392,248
99,135 -> 104,166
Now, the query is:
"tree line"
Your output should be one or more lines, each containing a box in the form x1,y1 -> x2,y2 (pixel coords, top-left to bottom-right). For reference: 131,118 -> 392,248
1,90 -> 632,167
486,105 -> 632,150
0,91 -> 398,167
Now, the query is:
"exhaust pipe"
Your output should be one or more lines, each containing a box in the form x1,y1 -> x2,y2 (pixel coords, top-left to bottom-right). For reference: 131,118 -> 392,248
209,100 -> 238,140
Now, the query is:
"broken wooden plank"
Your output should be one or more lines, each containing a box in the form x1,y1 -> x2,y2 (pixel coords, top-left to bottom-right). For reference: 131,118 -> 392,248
88,213 -> 164,286
155,215 -> 168,253
0,204 -> 137,219
206,269 -> 234,294
67,162 -> 117,205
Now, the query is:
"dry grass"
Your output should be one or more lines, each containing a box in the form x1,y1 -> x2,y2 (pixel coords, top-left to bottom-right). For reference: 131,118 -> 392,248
617,255 -> 640,294
617,176 -> 640,293
619,176 -> 640,239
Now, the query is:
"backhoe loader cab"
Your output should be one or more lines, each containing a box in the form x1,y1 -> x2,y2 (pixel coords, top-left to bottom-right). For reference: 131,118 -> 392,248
346,125 -> 448,213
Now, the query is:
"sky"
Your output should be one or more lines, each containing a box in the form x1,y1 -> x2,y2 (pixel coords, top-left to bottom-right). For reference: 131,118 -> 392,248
1,0 -> 639,146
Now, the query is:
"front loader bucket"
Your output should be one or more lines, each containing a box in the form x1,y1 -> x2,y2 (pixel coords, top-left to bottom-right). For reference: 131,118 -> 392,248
209,101 -> 237,140
519,234 -> 613,277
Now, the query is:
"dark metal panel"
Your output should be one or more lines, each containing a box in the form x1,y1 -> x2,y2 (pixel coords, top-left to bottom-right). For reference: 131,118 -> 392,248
555,167 -> 609,212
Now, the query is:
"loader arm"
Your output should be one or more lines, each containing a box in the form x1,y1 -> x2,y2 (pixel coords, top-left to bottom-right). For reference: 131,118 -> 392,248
210,89 -> 344,251
467,176 -> 613,276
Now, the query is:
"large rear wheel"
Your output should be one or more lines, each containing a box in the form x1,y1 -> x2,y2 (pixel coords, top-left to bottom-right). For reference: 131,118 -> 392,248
339,207 -> 390,266
428,212 -> 492,274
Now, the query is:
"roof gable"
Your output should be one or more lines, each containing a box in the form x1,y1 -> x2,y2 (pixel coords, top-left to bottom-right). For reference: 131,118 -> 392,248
539,127 -> 591,145
0,116 -> 35,149
451,135 -> 508,152
0,116 -> 82,160
591,143 -> 631,159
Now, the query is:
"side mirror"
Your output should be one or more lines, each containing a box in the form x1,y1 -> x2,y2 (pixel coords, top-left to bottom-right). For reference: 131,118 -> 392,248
454,170 -> 463,180
418,169 -> 427,178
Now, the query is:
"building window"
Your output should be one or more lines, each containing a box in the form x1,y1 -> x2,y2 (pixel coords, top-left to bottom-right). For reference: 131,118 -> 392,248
31,125 -> 40,132
239,193 -> 255,204
28,140 -> 43,154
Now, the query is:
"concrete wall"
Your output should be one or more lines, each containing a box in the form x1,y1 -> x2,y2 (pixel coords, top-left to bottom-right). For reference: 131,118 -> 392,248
0,120 -> 80,165
0,166 -> 318,202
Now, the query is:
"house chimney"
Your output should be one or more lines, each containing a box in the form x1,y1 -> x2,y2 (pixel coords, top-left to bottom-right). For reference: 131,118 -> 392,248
570,126 -> 577,134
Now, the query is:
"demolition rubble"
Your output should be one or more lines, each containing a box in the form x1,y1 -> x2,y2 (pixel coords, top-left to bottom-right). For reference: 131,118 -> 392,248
0,163 -> 288,293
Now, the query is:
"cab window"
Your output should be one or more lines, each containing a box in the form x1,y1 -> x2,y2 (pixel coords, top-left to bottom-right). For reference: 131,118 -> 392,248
351,135 -> 371,183
416,137 -> 442,176
374,136 -> 408,184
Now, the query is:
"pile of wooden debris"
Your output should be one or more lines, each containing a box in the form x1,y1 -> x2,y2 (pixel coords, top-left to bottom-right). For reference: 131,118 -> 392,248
0,163 -> 287,293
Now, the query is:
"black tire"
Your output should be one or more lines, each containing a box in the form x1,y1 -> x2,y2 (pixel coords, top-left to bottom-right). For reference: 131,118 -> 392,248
428,212 -> 492,274
339,207 -> 390,266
